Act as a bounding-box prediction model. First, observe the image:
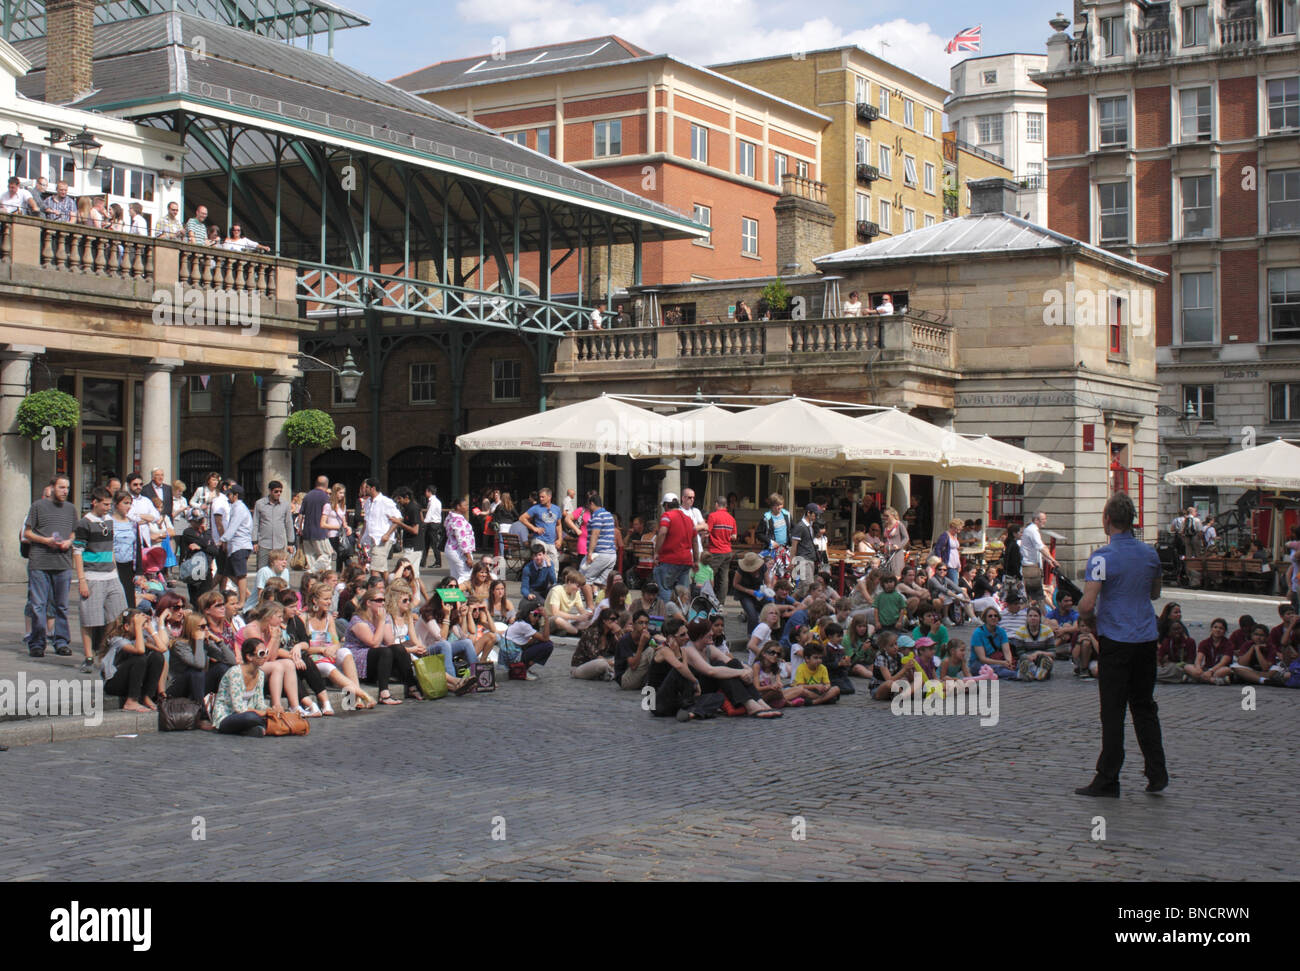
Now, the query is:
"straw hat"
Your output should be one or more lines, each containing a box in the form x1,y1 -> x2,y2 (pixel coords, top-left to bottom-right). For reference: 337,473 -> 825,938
738,551 -> 765,572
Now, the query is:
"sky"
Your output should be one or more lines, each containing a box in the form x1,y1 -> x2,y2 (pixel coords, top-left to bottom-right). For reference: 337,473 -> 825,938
329,0 -> 1071,91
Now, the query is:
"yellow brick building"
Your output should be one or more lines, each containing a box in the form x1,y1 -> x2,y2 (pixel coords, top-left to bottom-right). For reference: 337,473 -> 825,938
942,131 -> 1016,219
713,47 -> 951,249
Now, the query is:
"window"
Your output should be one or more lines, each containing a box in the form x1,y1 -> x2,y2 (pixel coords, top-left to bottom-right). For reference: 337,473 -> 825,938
1267,77 -> 1300,132
989,437 -> 1025,525
856,192 -> 872,222
1181,175 -> 1214,237
1182,385 -> 1216,423
1026,112 -> 1044,142
924,161 -> 935,193
491,360 -> 522,402
187,375 -> 210,413
1272,382 -> 1300,420
12,148 -> 74,184
878,86 -> 890,118
1098,96 -> 1128,146
1098,182 -> 1129,243
1180,272 -> 1215,343
1180,87 -> 1212,141
536,128 -> 552,157
854,75 -> 869,105
741,216 -> 758,256
924,109 -> 934,136
796,159 -> 809,178
878,144 -> 891,178
502,130 -> 527,146
982,70 -> 998,85
1025,161 -> 1044,189
976,113 -> 1003,146
593,119 -> 622,156
1269,267 -> 1300,340
1268,169 -> 1300,231
738,140 -> 756,178
924,213 -> 936,227
1270,0 -> 1297,36
1182,4 -> 1209,46
99,166 -> 157,202
693,204 -> 712,246
879,198 -> 891,232
1108,293 -> 1128,356
772,152 -> 788,186
904,99 -> 915,129
903,154 -> 918,187
409,363 -> 436,404
855,134 -> 870,164
904,207 -> 915,232
690,124 -> 708,164
1101,15 -> 1126,57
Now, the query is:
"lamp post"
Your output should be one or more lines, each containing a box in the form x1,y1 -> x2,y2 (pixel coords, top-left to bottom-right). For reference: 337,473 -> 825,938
1176,400 -> 1202,438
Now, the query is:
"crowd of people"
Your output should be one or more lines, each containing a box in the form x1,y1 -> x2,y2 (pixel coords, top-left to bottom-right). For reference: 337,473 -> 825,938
19,468 -> 1300,735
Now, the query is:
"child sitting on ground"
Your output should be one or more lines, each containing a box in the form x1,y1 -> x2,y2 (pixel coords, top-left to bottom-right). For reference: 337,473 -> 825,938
751,640 -> 802,709
842,613 -> 876,678
790,642 -> 840,706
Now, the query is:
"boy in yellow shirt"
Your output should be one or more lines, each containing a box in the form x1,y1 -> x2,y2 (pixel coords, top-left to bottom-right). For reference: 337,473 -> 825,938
790,643 -> 841,706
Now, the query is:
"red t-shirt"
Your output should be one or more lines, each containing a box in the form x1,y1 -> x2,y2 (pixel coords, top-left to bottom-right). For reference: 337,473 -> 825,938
1197,636 -> 1231,666
706,509 -> 737,554
658,509 -> 695,565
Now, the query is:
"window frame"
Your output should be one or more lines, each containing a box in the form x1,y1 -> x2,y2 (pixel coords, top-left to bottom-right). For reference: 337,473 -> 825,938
738,140 -> 757,179
690,123 -> 708,164
903,207 -> 916,232
1182,4 -> 1209,47
1108,293 -> 1129,359
903,154 -> 918,187
878,198 -> 891,232
1271,381 -> 1300,421
1179,271 -> 1216,344
923,161 -> 936,194
693,203 -> 713,247
904,99 -> 915,129
408,362 -> 437,405
1267,77 -> 1300,133
740,216 -> 759,257
878,144 -> 892,179
491,359 -> 523,403
1180,174 -> 1214,238
1267,168 -> 1300,232
982,70 -> 998,85
772,152 -> 788,186
1182,384 -> 1216,423
855,191 -> 872,223
854,75 -> 869,106
186,375 -> 211,414
1268,267 -> 1300,341
924,108 -> 934,137
924,213 -> 936,228
1097,95 -> 1129,147
1098,181 -> 1130,244
536,128 -> 552,157
855,134 -> 870,164
878,86 -> 890,119
1179,86 -> 1213,142
1101,15 -> 1126,57
1026,112 -> 1044,143
976,112 -> 1003,146
593,119 -> 623,157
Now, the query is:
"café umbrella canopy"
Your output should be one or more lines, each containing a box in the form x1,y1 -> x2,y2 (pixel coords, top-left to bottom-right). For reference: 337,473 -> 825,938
859,410 -> 1023,484
963,435 -> 1065,476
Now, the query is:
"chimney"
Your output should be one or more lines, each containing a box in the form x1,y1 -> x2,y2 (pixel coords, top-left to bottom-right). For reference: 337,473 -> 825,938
967,177 -> 1020,216
774,174 -> 835,275
45,0 -> 96,105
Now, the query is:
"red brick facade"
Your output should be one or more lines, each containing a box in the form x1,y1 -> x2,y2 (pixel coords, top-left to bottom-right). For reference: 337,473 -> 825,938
1135,159 -> 1170,243
1047,164 -> 1089,240
1219,149 -> 1258,238
1219,250 -> 1259,343
1134,86 -> 1171,149
1218,77 -> 1258,141
1047,95 -> 1088,157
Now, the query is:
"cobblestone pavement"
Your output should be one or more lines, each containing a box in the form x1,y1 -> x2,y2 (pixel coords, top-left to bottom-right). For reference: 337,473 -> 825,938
1,580 -> 1296,881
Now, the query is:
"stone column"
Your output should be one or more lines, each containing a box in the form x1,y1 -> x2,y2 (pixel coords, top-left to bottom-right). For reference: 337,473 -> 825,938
660,461 -> 682,502
141,359 -> 181,481
261,370 -> 297,497
0,346 -> 41,583
556,448 -> 577,504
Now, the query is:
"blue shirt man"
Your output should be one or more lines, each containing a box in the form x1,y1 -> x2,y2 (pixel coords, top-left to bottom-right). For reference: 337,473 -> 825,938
521,491 -> 561,547
520,546 -> 557,601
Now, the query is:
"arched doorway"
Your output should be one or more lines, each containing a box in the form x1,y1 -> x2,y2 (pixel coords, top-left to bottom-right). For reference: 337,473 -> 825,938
311,448 -> 371,508
179,449 -> 222,494
237,449 -> 263,500
387,446 -> 452,498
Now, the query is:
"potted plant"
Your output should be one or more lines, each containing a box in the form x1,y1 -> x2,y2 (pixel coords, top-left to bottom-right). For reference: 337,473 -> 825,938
282,408 -> 337,449
759,277 -> 792,320
15,389 -> 80,441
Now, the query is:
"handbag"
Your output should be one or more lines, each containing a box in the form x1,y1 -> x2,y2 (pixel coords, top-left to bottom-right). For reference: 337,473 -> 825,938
290,547 -> 308,571
472,662 -> 497,693
507,662 -> 529,680
334,530 -> 355,558
263,709 -> 310,736
158,697 -> 203,731
413,654 -> 449,699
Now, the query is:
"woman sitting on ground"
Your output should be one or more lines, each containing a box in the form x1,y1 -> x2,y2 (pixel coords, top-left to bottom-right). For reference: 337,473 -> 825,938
211,637 -> 270,736
842,613 -> 876,678
1157,620 -> 1199,683
591,581 -> 629,628
461,560 -> 494,603
895,565 -> 928,618
1009,604 -> 1056,680
751,640 -> 802,709
570,610 -> 622,680
683,616 -> 781,718
386,579 -> 432,672
486,579 -> 515,627
197,589 -> 238,675
1157,602 -> 1183,642
343,588 -> 421,704
417,589 -> 481,681
970,606 -> 1016,677
646,618 -> 701,720
503,600 -> 556,680
745,603 -> 782,666
1073,630 -> 1099,678
300,581 -> 374,707
910,603 -> 950,654
165,611 -> 218,725
1194,617 -> 1234,684
99,609 -> 169,712
239,602 -> 323,717
1231,624 -> 1286,685
391,559 -> 428,608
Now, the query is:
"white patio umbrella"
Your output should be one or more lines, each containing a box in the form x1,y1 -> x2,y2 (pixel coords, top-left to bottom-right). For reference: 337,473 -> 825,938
860,410 -> 1023,484
963,435 -> 1065,476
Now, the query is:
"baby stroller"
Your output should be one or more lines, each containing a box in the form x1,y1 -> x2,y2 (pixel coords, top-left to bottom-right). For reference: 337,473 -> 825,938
686,592 -> 721,623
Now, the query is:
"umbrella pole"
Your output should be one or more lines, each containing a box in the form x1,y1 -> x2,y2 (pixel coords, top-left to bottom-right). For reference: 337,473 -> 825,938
601,454 -> 607,507
788,456 -> 795,512
755,465 -> 760,507
885,463 -> 894,509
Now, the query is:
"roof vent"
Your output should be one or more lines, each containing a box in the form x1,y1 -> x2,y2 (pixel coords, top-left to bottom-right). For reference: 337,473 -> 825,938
968,177 -> 1019,216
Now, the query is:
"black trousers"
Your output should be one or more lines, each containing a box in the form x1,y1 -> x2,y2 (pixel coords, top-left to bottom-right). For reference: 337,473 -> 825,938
695,658 -> 760,707
1094,636 -> 1167,786
116,562 -> 136,608
106,652 -> 165,703
652,668 -> 697,717
361,644 -> 417,693
422,524 -> 443,564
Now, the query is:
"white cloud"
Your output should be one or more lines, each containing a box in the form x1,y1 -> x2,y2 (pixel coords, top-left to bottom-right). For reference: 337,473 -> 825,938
453,0 -> 970,90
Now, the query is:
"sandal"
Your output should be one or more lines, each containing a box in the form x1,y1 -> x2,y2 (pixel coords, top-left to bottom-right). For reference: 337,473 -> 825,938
378,693 -> 402,705
407,687 -> 424,701
320,699 -> 335,716
753,709 -> 783,719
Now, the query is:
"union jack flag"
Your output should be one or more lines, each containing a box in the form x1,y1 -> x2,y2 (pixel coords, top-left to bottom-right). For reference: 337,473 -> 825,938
945,25 -> 982,53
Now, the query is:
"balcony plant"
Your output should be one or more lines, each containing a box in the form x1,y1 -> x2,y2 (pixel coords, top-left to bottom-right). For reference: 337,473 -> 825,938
283,408 -> 337,449
759,277 -> 792,319
15,389 -> 80,441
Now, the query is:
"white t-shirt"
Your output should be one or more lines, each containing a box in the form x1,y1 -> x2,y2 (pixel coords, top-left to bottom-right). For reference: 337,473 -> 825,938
424,495 -> 442,524
843,299 -> 862,317
875,299 -> 894,315
506,620 -> 537,646
1019,522 -> 1045,569
129,213 -> 149,235
210,493 -> 230,537
589,309 -> 603,330
746,621 -> 774,666
0,187 -> 35,213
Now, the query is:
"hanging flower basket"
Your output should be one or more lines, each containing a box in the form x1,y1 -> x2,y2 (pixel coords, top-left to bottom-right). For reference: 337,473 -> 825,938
283,408 -> 337,449
15,389 -> 80,441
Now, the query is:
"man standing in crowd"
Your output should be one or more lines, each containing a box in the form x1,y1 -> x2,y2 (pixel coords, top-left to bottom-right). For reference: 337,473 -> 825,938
1,176 -> 40,215
789,503 -> 821,585
561,488 -> 577,518
392,487 -> 424,574
1019,509 -> 1057,602
220,482 -> 253,603
705,495 -> 737,602
579,493 -> 617,605
141,467 -> 173,519
23,475 -> 77,658
154,200 -> 186,240
679,488 -> 709,564
298,476 -> 334,572
520,487 -> 561,560
72,486 -> 126,673
422,484 -> 443,569
185,204 -> 209,245
653,493 -> 696,603
1076,492 -> 1167,798
360,478 -> 400,580
252,480 -> 295,571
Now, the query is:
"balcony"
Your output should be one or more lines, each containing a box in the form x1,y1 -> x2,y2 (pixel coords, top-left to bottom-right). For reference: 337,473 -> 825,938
1068,35 -> 1091,63
1018,174 -> 1046,190
856,220 -> 881,240
856,163 -> 881,184
1219,16 -> 1259,46
552,314 -> 957,379
1135,26 -> 1171,56
856,102 -> 880,123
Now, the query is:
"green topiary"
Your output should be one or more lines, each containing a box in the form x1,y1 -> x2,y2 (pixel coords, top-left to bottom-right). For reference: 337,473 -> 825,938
283,408 -> 337,449
15,389 -> 80,441
759,277 -> 792,313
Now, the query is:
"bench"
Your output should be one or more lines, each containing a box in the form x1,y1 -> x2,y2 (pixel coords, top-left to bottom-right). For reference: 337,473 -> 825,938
500,532 -> 529,580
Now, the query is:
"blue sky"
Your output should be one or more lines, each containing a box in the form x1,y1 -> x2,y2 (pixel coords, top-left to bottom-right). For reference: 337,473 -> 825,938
330,0 -> 1070,90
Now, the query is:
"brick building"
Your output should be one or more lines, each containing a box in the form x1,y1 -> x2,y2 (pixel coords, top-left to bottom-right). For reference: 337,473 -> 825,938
1038,0 -> 1300,524
392,37 -> 828,300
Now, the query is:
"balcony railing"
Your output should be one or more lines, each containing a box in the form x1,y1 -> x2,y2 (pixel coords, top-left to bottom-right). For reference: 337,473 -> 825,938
1018,174 -> 1046,190
1135,26 -> 1171,56
856,163 -> 881,184
780,173 -> 827,205
856,102 -> 880,123
953,138 -> 1006,166
553,314 -> 957,375
1220,16 -> 1259,46
856,220 -> 880,240
1068,35 -> 1091,62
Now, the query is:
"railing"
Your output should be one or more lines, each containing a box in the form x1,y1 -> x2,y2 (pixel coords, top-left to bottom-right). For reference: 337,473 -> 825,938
953,138 -> 1006,166
1220,16 -> 1259,45
678,322 -> 766,358
855,102 -> 880,123
780,173 -> 827,205
573,328 -> 656,362
790,318 -> 879,352
1135,26 -> 1171,56
1068,35 -> 1091,62
40,221 -> 154,279
856,163 -> 880,184
1018,174 -> 1046,190
856,220 -> 880,240
178,247 -> 278,298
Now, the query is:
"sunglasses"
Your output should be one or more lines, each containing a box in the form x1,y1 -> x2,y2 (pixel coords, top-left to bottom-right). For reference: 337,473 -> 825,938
368,597 -> 385,603
254,650 -> 269,659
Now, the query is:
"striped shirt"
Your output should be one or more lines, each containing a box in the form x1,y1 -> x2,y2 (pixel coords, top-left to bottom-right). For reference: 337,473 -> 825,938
587,507 -> 616,555
73,513 -> 117,580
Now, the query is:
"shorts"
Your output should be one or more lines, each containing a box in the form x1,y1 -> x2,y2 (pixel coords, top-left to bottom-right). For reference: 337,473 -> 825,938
368,541 -> 394,574
228,549 -> 251,578
580,552 -> 617,585
312,646 -> 353,676
78,577 -> 127,628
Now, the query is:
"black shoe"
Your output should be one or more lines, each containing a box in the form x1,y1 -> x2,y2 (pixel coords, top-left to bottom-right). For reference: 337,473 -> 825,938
1145,775 -> 1169,794
27,648 -> 45,658
1075,782 -> 1120,798
53,645 -> 73,656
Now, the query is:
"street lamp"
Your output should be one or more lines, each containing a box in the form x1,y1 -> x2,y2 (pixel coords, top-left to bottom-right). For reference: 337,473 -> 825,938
1177,400 -> 1202,437
44,125 -> 102,172
337,350 -> 363,403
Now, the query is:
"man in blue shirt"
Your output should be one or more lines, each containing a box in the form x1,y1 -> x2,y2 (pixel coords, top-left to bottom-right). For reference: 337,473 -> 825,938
519,543 -> 557,601
520,487 -> 561,559
1076,492 -> 1167,798
580,494 -> 617,605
